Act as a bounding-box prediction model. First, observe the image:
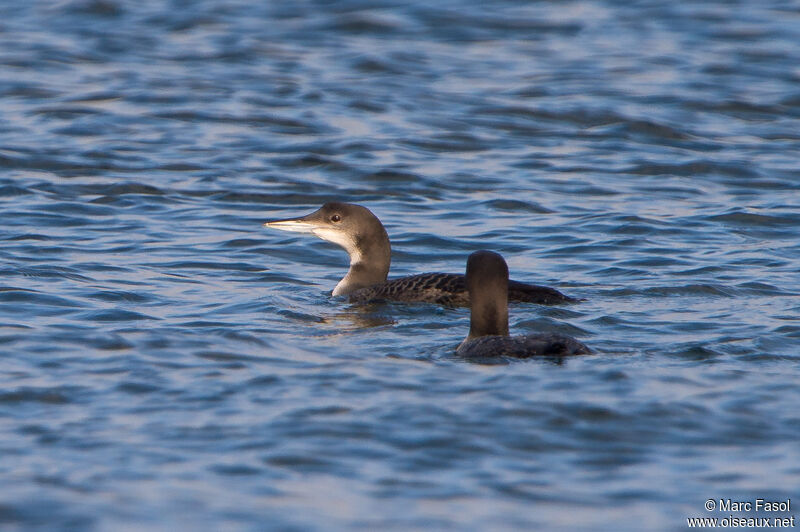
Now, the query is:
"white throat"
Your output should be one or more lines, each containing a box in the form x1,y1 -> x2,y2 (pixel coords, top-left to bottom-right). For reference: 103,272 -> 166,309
312,227 -> 362,265
313,227 -> 366,296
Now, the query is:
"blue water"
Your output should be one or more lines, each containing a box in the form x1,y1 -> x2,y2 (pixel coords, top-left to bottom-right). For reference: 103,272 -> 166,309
1,1 -> 799,530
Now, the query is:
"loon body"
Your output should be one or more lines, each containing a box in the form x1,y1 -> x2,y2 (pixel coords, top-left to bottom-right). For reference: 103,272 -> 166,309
264,202 -> 575,306
457,250 -> 590,359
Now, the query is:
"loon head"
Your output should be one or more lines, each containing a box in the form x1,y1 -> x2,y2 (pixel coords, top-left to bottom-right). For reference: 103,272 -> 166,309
463,250 -> 510,343
264,202 -> 391,295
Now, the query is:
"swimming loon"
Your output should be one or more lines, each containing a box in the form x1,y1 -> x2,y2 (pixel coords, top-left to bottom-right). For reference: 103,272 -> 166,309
457,250 -> 590,359
264,202 -> 575,306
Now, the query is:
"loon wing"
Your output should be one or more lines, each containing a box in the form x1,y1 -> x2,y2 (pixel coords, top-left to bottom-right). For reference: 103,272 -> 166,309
458,333 -> 590,359
349,273 -> 468,306
507,279 -> 576,305
348,273 -> 575,306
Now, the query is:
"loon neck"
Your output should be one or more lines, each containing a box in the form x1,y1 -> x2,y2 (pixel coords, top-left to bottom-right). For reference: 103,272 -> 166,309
331,231 -> 391,296
333,260 -> 389,295
466,296 -> 509,340
464,250 -> 510,340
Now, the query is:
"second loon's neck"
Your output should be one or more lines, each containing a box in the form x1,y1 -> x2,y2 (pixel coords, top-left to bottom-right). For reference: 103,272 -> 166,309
460,250 -> 512,348
466,299 -> 509,340
331,231 -> 391,296
458,299 -> 509,350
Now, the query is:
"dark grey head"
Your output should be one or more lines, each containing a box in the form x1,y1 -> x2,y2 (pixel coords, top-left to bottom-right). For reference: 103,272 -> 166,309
465,250 -> 510,340
264,202 -> 391,294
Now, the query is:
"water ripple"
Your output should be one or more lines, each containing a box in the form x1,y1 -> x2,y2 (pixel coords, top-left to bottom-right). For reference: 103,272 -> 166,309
1,0 -> 799,530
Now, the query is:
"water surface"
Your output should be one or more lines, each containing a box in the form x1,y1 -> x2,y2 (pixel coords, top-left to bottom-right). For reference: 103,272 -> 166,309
1,1 -> 799,530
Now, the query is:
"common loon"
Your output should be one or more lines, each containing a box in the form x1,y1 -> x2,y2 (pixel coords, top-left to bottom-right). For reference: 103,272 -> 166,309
457,250 -> 590,359
264,202 -> 576,306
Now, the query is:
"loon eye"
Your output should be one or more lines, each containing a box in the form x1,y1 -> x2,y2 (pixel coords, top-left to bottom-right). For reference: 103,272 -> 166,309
330,214 -> 341,223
